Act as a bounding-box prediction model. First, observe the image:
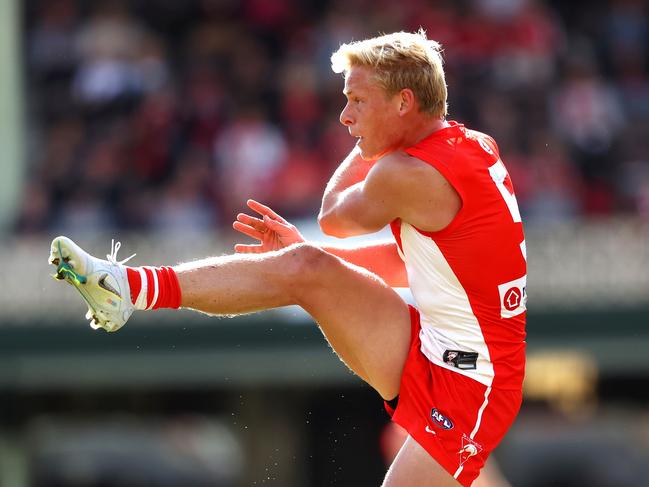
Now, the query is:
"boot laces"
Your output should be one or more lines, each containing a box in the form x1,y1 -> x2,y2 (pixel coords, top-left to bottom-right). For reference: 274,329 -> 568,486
106,239 -> 136,265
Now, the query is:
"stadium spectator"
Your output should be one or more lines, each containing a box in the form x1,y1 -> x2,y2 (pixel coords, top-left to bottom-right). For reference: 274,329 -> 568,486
17,0 -> 649,234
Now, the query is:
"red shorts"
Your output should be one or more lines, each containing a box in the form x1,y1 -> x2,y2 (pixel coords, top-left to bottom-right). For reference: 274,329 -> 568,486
386,306 -> 522,487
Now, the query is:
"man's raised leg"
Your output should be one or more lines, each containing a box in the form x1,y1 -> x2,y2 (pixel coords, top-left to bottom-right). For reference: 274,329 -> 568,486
49,236 -> 411,399
176,243 -> 411,399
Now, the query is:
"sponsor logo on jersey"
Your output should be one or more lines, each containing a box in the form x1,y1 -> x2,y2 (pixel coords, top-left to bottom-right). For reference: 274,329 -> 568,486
444,351 -> 459,365
443,350 -> 478,370
503,287 -> 521,311
430,408 -> 454,430
498,275 -> 527,318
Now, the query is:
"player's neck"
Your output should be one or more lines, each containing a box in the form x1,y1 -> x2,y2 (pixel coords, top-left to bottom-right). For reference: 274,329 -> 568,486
401,116 -> 449,149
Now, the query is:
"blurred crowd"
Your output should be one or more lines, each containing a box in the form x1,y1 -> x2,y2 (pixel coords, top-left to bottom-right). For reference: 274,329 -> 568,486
15,0 -> 649,236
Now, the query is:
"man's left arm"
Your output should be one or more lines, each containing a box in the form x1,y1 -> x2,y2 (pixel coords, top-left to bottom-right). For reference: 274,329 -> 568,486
318,154 -> 401,237
318,152 -> 461,237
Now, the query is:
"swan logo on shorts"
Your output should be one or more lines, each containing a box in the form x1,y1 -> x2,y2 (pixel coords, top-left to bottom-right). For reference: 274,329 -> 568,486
497,275 -> 527,318
458,434 -> 483,468
430,408 -> 454,430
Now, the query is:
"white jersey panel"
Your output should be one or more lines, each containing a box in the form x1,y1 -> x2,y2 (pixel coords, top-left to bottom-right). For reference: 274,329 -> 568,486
399,222 -> 495,387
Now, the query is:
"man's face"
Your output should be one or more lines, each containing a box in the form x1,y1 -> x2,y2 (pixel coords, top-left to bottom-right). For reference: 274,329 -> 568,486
339,66 -> 403,160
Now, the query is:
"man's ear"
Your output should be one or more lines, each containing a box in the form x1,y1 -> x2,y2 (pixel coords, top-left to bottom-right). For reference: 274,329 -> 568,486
398,89 -> 416,116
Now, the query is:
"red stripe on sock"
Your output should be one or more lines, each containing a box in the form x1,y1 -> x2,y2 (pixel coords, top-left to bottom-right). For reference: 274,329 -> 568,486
143,267 -> 155,308
127,266 -> 181,310
152,266 -> 182,309
126,267 -> 142,305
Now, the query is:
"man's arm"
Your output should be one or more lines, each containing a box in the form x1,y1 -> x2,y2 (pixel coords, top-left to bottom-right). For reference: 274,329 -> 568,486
318,151 -> 461,238
318,147 -> 377,235
232,200 -> 407,287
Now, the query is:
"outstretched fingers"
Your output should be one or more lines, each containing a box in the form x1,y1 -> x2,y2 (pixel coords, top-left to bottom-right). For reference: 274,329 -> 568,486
233,216 -> 293,242
247,199 -> 289,224
233,213 -> 266,240
233,200 -> 304,253
262,214 -> 291,232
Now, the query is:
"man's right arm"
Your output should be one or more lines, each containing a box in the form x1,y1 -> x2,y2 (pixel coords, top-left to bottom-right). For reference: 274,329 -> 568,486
233,199 -> 407,286
323,241 -> 408,288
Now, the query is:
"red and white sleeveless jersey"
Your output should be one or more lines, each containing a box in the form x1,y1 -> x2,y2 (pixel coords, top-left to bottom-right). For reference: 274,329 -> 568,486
390,122 -> 527,390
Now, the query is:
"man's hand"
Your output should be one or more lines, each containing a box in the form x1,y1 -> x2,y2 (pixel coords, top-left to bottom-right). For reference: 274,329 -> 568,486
233,199 -> 305,253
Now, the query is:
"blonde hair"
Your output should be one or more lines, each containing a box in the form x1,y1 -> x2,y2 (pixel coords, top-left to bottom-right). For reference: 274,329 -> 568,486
331,30 -> 448,118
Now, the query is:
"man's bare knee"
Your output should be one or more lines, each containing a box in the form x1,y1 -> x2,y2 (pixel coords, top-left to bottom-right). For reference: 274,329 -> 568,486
277,243 -> 338,301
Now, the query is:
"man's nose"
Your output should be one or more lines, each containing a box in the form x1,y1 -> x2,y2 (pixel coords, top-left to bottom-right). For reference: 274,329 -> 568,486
339,104 -> 353,126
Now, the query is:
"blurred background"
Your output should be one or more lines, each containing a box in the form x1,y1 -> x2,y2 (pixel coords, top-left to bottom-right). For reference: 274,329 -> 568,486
1,0 -> 649,485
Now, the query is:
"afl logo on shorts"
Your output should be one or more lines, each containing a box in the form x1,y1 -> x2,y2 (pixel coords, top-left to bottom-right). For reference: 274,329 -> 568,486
430,408 -> 454,430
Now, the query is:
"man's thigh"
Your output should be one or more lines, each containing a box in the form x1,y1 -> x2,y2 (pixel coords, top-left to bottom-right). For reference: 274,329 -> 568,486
294,248 -> 412,400
382,436 -> 461,487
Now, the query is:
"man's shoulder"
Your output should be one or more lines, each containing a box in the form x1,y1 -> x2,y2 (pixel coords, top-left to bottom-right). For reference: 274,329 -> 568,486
462,128 -> 500,156
372,153 -> 460,232
369,152 -> 449,196
376,151 -> 444,178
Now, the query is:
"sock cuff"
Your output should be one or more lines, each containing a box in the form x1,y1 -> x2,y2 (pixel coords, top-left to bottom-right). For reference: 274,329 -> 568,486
126,266 -> 181,310
153,266 -> 182,310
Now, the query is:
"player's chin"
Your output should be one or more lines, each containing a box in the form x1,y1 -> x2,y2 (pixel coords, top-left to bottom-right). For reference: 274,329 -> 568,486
358,146 -> 385,162
357,144 -> 378,161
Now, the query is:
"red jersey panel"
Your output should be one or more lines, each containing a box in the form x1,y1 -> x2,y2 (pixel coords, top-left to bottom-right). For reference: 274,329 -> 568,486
391,122 -> 526,390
